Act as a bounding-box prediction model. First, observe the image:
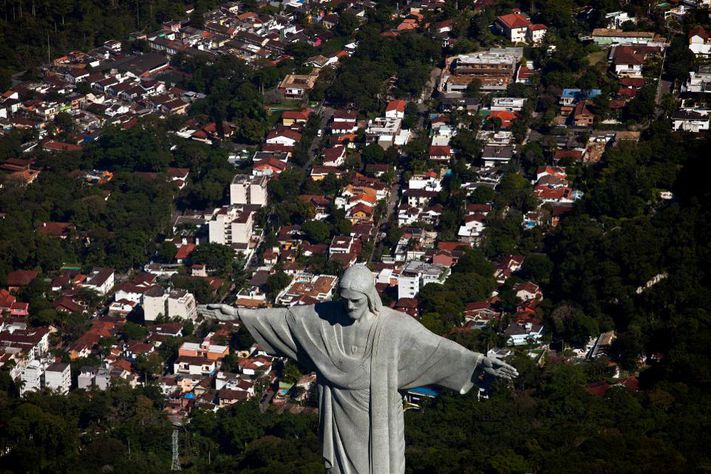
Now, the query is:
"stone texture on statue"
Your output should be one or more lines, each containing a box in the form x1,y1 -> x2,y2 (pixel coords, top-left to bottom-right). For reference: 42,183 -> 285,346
204,265 -> 518,473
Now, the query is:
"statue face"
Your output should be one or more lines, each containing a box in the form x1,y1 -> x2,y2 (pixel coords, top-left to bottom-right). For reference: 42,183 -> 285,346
340,288 -> 370,321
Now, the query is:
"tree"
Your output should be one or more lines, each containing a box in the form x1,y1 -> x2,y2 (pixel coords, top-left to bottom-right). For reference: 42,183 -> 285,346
189,243 -> 235,277
361,143 -> 385,164
301,220 -> 331,244
465,78 -> 482,98
121,322 -> 148,341
469,186 -> 495,204
266,271 -> 291,300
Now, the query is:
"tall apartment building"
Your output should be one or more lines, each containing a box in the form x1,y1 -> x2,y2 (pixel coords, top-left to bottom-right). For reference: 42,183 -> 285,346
397,261 -> 450,300
143,286 -> 197,321
44,362 -> 71,395
208,206 -> 254,245
230,174 -> 268,207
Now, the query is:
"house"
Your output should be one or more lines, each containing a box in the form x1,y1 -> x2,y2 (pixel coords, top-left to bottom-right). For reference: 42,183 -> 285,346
253,157 -> 287,177
385,99 -> 406,119
481,145 -> 514,167
395,298 -> 420,318
311,165 -> 345,181
682,67 -> 711,94
559,88 -> 602,106
494,11 -> 547,44
323,146 -> 347,167
275,273 -> 338,306
108,299 -> 137,317
0,289 -> 16,313
329,235 -> 355,257
238,355 -> 273,377
82,267 -> 115,296
573,101 -> 595,127
266,128 -> 302,147
610,45 -> 660,78
671,109 -> 710,132
458,213 -> 487,242
44,362 -> 71,394
491,97 -> 527,112
488,110 -> 519,128
278,72 -> 319,99
689,26 -> 711,57
428,145 -> 452,162
513,281 -> 542,302
332,110 -> 359,134
282,108 -> 311,126
494,255 -> 525,283
173,355 -> 217,376
591,28 -> 656,46
0,326 -> 51,361
37,221 -> 76,239
464,301 -> 501,328
178,337 -> 229,361
6,270 -> 39,293
504,322 -> 544,346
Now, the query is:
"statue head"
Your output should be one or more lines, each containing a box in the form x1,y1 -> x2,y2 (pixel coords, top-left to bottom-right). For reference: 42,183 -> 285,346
338,264 -> 383,320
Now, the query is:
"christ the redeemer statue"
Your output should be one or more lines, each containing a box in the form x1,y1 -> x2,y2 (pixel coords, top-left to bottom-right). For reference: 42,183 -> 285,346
203,264 -> 517,474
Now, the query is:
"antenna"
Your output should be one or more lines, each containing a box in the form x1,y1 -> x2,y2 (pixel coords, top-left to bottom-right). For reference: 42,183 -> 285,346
171,429 -> 181,471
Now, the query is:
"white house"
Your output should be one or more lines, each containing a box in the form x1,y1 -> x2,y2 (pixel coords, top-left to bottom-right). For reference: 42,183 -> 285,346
505,322 -> 544,346
265,128 -> 302,147
82,268 -> 115,295
689,26 -> 711,57
491,97 -> 527,112
672,109 -> 710,132
173,356 -> 217,376
683,68 -> 711,93
458,214 -> 487,242
385,100 -> 406,119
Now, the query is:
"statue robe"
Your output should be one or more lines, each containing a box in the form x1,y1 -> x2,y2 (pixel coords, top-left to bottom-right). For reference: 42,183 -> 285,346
240,302 -> 483,474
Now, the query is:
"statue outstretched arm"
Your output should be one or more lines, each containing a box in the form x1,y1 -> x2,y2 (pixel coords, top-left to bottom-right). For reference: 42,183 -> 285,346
198,304 -> 241,322
478,356 -> 518,380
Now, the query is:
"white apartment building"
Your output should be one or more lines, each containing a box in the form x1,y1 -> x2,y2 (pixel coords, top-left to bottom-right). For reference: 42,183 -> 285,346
167,289 -> 198,320
230,174 -> 268,207
143,286 -> 198,321
143,286 -> 168,321
44,362 -> 71,395
397,261 -> 450,300
208,206 -> 255,245
19,360 -> 43,396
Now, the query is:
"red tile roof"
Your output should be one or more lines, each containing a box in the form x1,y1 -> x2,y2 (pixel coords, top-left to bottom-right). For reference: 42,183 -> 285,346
497,13 -> 531,29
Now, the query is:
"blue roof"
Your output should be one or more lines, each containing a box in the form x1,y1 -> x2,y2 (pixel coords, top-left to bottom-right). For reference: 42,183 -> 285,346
562,88 -> 602,99
182,392 -> 195,399
407,386 -> 441,397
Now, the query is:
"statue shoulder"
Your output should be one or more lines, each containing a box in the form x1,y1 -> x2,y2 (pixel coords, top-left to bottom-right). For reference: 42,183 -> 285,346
379,307 -> 417,328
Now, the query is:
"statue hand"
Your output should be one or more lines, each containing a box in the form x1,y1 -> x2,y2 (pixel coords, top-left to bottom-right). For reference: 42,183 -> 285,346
480,356 -> 518,380
198,304 -> 241,322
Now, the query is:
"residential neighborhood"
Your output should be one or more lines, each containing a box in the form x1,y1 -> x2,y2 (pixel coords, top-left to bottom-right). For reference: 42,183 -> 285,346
0,0 -> 709,470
